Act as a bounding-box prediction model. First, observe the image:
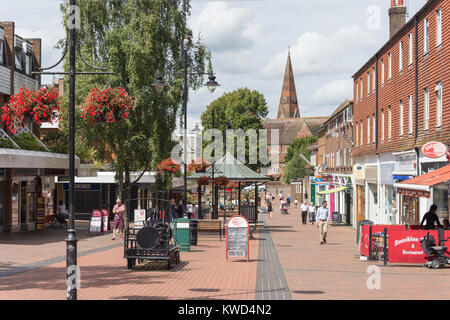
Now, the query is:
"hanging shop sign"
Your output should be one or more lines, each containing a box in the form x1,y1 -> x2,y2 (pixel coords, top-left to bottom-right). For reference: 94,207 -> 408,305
134,209 -> 146,229
353,164 -> 365,181
422,141 -> 447,159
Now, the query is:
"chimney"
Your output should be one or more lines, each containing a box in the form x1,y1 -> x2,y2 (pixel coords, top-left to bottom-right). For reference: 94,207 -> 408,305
389,0 -> 407,38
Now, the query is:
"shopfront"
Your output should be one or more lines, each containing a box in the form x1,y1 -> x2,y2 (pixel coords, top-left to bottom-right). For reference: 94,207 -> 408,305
0,149 -> 79,233
353,164 -> 366,225
380,162 -> 396,225
365,165 -> 378,224
394,164 -> 450,225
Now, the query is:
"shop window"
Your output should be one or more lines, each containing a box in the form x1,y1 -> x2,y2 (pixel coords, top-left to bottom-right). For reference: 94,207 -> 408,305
433,184 -> 448,220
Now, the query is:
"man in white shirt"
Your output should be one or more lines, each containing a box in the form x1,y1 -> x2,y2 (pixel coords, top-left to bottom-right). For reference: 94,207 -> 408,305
316,200 -> 330,245
300,200 -> 308,225
308,202 -> 316,225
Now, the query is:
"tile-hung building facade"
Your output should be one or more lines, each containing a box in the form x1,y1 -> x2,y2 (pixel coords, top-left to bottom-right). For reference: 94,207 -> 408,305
320,100 -> 354,226
352,0 -> 450,226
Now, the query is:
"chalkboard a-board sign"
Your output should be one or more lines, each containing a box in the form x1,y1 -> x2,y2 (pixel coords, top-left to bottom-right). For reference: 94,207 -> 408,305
89,210 -> 103,235
226,215 -> 249,261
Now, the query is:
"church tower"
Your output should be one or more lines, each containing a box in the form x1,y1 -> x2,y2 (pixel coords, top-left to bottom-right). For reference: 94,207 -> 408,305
277,51 -> 300,119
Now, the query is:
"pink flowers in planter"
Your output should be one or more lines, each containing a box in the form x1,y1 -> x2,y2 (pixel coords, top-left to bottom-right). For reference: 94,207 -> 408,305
80,86 -> 135,124
1,87 -> 60,134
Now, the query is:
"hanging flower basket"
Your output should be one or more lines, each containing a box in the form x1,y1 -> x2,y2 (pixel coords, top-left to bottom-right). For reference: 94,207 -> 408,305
226,181 -> 239,189
157,158 -> 182,177
1,87 -> 60,134
80,86 -> 135,124
215,176 -> 229,189
197,176 -> 211,186
188,158 -> 210,173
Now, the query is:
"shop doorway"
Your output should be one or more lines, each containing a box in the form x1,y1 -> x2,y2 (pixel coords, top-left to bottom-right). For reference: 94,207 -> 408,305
356,185 -> 366,224
400,195 -> 419,225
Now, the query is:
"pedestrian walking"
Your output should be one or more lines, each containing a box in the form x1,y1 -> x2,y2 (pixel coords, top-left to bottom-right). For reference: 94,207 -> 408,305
170,199 -> 176,222
267,198 -> 273,219
55,200 -> 67,227
112,198 -> 125,241
186,202 -> 193,219
287,195 -> 291,208
316,200 -> 330,245
308,202 -> 316,225
300,200 -> 308,225
294,199 -> 298,208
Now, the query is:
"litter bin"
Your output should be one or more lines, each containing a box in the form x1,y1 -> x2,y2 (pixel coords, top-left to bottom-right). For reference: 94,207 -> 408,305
189,219 -> 198,246
174,218 -> 190,252
357,220 -> 373,244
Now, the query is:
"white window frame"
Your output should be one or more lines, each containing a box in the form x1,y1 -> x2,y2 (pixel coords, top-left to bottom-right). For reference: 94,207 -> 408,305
367,72 -> 370,95
372,115 -> 376,143
399,41 -> 403,72
356,122 -> 359,147
424,19 -> 429,54
436,8 -> 442,47
424,87 -> 429,130
360,78 -> 363,100
409,33 -> 413,65
381,59 -> 385,84
360,121 -> 363,147
388,53 -> 392,80
399,100 -> 404,137
372,67 -> 376,92
388,106 -> 392,140
381,109 -> 385,141
408,95 -> 413,135
436,81 -> 442,128
355,81 -> 359,102
367,116 -> 370,145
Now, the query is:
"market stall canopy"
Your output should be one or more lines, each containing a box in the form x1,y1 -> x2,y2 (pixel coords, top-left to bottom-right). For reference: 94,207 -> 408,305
394,164 -> 450,198
318,186 -> 347,195
0,148 -> 80,170
188,153 -> 270,181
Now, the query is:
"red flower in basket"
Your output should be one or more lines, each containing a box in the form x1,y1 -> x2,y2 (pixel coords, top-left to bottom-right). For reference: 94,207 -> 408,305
1,87 -> 60,133
215,176 -> 229,189
157,158 -> 181,176
197,176 -> 211,186
188,158 -> 210,173
80,86 -> 135,124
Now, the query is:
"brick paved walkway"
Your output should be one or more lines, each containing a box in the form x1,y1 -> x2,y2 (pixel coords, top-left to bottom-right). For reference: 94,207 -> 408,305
266,202 -> 450,300
1,204 -> 450,300
0,233 -> 258,300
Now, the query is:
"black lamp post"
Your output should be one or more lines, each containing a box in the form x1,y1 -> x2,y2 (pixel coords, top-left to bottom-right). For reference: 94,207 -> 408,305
33,0 -> 113,300
152,49 -> 219,217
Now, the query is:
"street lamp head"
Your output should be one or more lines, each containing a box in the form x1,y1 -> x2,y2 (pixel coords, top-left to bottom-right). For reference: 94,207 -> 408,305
205,75 -> 220,93
183,35 -> 191,50
152,75 -> 167,93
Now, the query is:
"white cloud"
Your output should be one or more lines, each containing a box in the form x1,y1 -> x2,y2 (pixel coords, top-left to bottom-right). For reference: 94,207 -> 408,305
190,2 -> 261,53
313,79 -> 353,105
263,25 -> 377,78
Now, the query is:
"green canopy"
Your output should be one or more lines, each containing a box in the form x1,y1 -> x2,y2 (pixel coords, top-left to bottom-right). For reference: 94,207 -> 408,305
188,153 -> 269,181
318,186 -> 347,195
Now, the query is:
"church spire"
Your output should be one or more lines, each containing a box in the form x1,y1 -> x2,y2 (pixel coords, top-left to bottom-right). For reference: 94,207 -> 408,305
277,51 -> 300,119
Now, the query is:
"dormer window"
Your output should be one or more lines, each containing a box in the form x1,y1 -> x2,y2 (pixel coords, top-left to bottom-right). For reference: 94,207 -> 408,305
15,48 -> 24,71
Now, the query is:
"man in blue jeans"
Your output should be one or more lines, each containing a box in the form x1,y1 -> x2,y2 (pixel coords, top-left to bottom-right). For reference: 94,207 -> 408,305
316,200 -> 330,245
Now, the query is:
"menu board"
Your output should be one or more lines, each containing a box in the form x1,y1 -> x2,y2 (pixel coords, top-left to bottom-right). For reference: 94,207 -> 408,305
226,216 -> 249,261
89,210 -> 102,234
36,196 -> 45,230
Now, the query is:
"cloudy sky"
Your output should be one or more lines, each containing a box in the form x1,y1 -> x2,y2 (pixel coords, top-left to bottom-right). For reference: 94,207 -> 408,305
2,0 -> 427,130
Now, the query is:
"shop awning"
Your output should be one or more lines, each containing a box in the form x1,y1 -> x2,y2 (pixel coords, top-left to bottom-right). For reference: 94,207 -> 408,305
318,186 -> 347,195
0,148 -> 80,170
394,164 -> 450,198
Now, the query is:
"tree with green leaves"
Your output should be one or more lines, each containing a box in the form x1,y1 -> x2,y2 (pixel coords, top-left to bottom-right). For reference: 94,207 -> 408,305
57,0 -> 211,203
281,136 -> 317,185
200,88 -> 269,170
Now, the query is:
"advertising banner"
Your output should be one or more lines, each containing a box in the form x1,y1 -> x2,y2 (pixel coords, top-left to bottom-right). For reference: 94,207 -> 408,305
388,230 -> 439,263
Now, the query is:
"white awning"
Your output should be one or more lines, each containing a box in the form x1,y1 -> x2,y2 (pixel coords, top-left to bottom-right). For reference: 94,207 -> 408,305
0,148 -> 80,169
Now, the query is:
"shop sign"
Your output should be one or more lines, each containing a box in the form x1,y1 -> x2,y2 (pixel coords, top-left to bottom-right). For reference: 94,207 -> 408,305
353,164 -> 365,180
134,209 -> 146,229
41,169 -> 68,176
422,141 -> 447,159
13,168 -> 39,176
63,183 -> 101,191
388,230 -> 438,263
397,188 -> 430,198
395,154 -> 416,172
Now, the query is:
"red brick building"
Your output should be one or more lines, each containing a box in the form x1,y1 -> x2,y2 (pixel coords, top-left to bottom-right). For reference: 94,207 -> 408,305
352,0 -> 450,226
